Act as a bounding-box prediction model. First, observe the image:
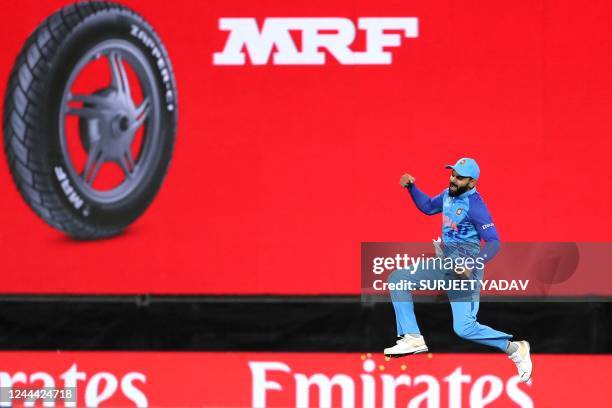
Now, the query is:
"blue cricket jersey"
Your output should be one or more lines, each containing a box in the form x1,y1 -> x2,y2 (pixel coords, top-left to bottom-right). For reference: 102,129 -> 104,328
406,184 -> 500,263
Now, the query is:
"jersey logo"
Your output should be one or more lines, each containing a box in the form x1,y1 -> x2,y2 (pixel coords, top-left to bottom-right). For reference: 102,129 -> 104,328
456,208 -> 463,215
482,223 -> 494,230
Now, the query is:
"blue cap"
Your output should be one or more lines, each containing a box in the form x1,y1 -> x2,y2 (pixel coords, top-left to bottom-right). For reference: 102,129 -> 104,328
445,158 -> 480,179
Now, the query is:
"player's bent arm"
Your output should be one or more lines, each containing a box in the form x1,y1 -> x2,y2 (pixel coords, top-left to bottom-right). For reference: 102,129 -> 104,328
478,238 -> 501,264
467,195 -> 501,263
405,184 -> 444,215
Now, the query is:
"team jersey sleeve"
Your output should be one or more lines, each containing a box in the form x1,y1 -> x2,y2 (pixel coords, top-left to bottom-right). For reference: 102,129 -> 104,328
467,195 -> 500,263
406,184 -> 444,215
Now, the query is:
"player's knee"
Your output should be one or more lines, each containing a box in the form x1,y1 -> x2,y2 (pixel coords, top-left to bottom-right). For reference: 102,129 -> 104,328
453,321 -> 475,339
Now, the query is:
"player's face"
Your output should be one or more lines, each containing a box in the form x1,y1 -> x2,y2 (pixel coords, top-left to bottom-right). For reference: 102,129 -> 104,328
448,170 -> 473,197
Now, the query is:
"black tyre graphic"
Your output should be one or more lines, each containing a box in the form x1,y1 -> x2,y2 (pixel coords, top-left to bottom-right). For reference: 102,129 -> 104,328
3,1 -> 177,239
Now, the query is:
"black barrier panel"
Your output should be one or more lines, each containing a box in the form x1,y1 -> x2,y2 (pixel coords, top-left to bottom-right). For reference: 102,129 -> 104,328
0,296 -> 608,353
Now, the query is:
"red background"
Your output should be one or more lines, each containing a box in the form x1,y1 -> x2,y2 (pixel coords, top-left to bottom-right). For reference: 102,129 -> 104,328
0,0 -> 610,294
2,352 -> 611,407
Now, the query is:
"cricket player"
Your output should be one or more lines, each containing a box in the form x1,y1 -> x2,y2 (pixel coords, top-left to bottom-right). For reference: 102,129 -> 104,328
384,158 -> 533,382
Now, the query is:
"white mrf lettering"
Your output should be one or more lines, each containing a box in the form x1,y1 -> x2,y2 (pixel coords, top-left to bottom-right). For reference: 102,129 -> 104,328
213,17 -> 419,65
55,166 -> 84,210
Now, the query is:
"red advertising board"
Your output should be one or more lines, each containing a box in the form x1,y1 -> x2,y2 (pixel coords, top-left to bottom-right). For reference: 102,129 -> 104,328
0,352 -> 609,407
0,0 -> 611,294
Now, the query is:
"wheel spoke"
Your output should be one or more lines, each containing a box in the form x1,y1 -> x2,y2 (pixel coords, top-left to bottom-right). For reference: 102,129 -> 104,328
135,97 -> 150,118
69,93 -> 113,108
67,107 -> 111,119
125,149 -> 135,169
108,52 -> 131,98
119,150 -> 136,178
82,143 -> 104,185
129,98 -> 150,132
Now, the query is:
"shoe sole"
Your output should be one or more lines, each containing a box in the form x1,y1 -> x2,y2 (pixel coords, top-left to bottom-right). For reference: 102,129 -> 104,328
384,346 -> 429,358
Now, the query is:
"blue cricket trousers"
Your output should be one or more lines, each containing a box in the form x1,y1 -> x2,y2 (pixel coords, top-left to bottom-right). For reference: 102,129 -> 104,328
388,265 -> 512,352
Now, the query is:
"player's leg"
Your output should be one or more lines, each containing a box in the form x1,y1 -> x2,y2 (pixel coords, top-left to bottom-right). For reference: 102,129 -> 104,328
449,299 -> 512,350
449,296 -> 533,382
384,267 -> 429,357
388,268 -> 421,335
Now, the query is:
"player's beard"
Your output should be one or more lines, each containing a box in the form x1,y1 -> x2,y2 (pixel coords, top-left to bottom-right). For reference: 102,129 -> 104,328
448,182 -> 471,197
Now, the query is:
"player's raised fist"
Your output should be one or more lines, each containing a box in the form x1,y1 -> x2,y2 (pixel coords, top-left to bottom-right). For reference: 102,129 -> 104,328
399,174 -> 416,187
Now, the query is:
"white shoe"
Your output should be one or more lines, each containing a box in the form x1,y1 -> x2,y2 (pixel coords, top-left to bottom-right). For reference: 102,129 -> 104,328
384,335 -> 428,357
508,340 -> 533,382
